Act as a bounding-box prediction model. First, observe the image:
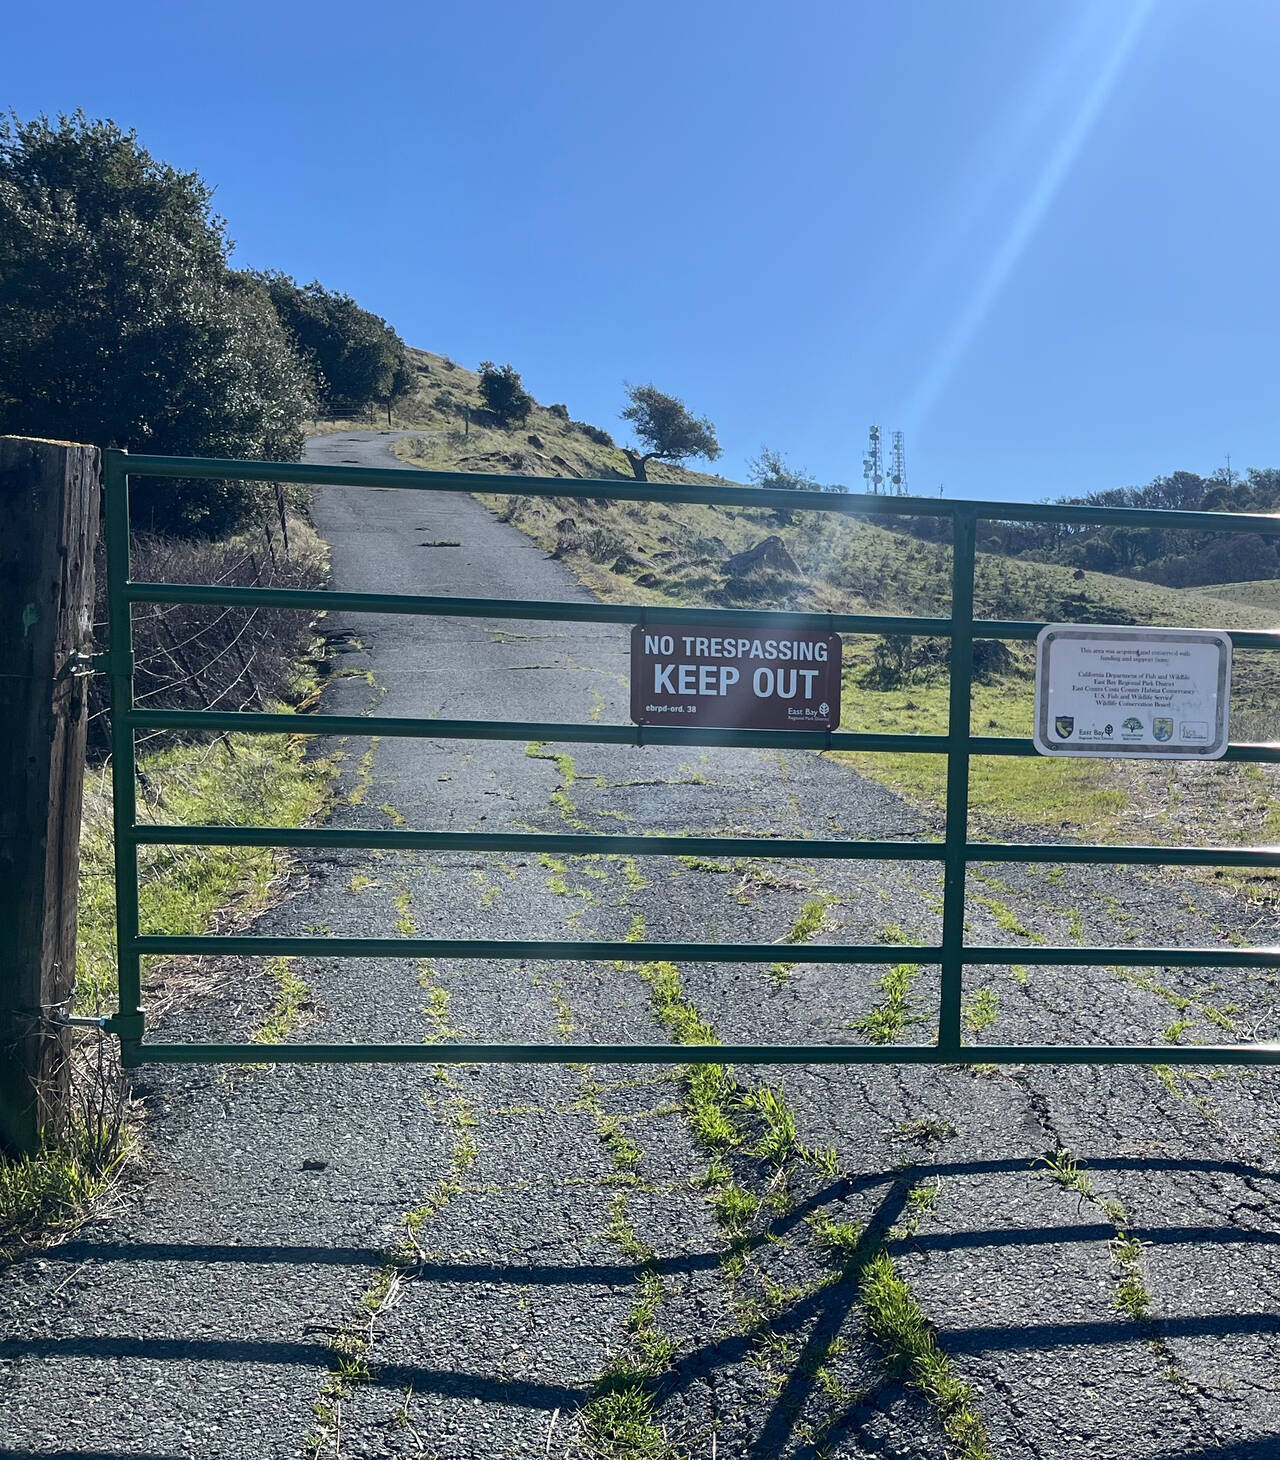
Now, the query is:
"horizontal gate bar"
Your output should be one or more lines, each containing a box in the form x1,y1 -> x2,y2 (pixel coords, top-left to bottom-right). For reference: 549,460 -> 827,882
130,824 -> 944,860
117,453 -> 1280,534
131,823 -> 1280,870
132,935 -> 945,962
126,581 -> 957,636
119,580 -> 1280,652
127,707 -> 952,754
130,935 -> 1280,967
122,1040 -> 1280,1067
965,945 -> 1280,968
124,707 -> 1280,763
972,843 -> 1280,869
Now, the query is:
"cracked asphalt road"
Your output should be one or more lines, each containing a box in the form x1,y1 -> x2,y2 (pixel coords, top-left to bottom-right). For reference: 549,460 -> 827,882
2,429 -> 1279,1459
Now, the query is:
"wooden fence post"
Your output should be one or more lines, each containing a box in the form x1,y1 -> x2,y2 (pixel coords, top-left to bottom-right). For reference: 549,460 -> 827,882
0,437 -> 101,1156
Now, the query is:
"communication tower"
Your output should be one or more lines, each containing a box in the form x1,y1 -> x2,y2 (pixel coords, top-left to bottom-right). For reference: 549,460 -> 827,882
890,431 -> 908,496
862,424 -> 885,495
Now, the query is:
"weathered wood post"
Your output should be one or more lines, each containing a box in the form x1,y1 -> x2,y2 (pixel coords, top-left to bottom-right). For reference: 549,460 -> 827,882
0,437 -> 101,1155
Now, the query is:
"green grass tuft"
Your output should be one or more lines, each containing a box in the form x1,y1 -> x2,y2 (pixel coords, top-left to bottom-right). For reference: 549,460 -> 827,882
849,962 -> 923,1044
859,1250 -> 991,1460
0,1116 -> 133,1262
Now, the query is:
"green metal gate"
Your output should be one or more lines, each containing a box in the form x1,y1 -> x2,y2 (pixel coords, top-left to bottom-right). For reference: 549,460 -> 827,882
100,447 -> 1280,1070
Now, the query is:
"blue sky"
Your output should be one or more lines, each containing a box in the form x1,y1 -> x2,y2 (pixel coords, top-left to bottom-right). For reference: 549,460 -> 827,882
3,0 -> 1277,502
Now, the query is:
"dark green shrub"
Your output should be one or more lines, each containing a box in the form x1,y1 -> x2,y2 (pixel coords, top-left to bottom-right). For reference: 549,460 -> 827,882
248,270 -> 411,413
478,361 -> 533,426
0,114 -> 312,534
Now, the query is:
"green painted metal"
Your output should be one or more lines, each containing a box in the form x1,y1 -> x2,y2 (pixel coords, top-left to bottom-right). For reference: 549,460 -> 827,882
100,447 -> 1280,1068
110,450 -> 1280,535
122,1041 -> 1280,1066
129,824 -> 1280,870
121,708 -> 1280,763
134,935 -> 942,962
938,512 -> 976,1051
103,451 -> 144,1049
119,581 -> 1280,652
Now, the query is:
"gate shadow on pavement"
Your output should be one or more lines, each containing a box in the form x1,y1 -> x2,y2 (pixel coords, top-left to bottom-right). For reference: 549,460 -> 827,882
0,1453 -> 187,1460
1151,1443 -> 1280,1460
0,1453 -> 188,1459
6,1154 -> 1277,1457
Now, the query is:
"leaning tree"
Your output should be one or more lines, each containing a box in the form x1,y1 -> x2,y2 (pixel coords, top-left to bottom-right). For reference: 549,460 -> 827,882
618,383 -> 721,481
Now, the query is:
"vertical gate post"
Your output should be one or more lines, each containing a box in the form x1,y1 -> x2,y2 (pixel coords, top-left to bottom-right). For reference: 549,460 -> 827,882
937,509 -> 976,1053
0,437 -> 102,1155
103,449 -> 144,1065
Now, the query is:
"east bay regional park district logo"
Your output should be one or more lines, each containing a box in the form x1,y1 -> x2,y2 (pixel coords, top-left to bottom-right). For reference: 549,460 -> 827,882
1055,714 -> 1173,743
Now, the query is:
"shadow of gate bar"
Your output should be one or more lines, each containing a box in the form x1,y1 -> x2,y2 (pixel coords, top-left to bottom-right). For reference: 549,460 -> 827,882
100,447 -> 1280,1069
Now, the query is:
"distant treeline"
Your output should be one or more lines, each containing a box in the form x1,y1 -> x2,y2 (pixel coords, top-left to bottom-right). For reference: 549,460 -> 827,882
901,469 -> 1280,588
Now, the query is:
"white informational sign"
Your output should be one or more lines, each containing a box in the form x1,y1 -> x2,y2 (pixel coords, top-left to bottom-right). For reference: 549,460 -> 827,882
1033,625 -> 1232,760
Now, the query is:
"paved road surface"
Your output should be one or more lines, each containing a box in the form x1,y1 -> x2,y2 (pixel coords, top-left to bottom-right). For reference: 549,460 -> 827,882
2,431 -> 1279,1459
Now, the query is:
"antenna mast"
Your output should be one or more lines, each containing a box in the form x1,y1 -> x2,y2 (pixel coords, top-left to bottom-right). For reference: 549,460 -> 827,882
862,424 -> 884,495
890,431 -> 908,496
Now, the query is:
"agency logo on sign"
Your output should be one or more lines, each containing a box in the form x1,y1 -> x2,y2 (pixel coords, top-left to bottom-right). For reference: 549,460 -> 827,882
1153,717 -> 1173,742
1122,717 -> 1143,734
1054,715 -> 1074,738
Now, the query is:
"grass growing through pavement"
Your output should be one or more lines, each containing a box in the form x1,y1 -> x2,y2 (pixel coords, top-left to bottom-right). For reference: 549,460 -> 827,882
627,929 -> 988,1454
769,895 -> 831,983
806,1215 -> 989,1459
858,1250 -> 991,1459
848,962 -> 924,1044
1033,1153 -> 1157,1327
306,1082 -> 479,1459
251,957 -> 314,1043
961,986 -> 1000,1037
579,1065 -> 682,1460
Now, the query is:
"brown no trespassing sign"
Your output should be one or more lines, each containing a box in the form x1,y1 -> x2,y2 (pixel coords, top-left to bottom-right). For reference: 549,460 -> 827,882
629,624 -> 843,731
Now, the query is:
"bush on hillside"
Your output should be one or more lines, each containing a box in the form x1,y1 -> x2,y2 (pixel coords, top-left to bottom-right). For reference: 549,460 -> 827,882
863,634 -> 943,688
249,271 -> 414,413
478,361 -> 533,426
576,421 -> 614,447
0,113 -> 313,534
749,446 -> 821,493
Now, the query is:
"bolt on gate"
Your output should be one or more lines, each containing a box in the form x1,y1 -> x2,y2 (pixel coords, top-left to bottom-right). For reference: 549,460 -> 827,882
100,447 -> 1280,1070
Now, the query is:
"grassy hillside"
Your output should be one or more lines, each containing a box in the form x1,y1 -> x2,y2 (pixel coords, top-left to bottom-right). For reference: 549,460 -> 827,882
390,359 -> 1280,884
386,349 -> 728,486
1198,578 -> 1280,610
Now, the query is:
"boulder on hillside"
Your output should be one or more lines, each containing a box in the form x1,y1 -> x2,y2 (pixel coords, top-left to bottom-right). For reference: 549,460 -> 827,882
551,516 -> 582,558
611,552 -> 650,576
725,535 -> 800,578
